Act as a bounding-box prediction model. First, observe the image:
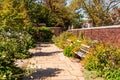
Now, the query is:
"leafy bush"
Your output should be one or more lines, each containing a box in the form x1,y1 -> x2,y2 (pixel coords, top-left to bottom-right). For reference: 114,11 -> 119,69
0,28 -> 35,59
63,46 -> 74,57
83,44 -> 120,80
0,28 -> 35,79
52,31 -> 74,49
0,52 -> 24,79
53,31 -> 91,57
27,26 -> 54,42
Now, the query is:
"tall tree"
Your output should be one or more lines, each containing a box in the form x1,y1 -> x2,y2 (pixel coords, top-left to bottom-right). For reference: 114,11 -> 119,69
0,0 -> 30,29
67,0 -> 85,28
82,0 -> 120,26
40,0 -> 73,29
25,1 -> 55,27
69,0 -> 120,27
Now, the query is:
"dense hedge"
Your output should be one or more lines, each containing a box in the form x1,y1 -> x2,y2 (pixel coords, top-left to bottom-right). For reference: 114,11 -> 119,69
27,26 -> 54,42
0,28 -> 35,59
0,55 -> 24,79
0,28 -> 35,79
0,26 -> 54,79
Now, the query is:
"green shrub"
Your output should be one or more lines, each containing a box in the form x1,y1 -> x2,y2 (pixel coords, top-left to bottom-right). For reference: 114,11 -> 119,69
63,46 -> 74,57
27,26 -> 54,42
52,31 -> 74,48
0,28 -> 35,79
83,44 -> 120,80
53,31 -> 91,57
0,28 -> 35,59
0,52 -> 24,80
38,26 -> 54,42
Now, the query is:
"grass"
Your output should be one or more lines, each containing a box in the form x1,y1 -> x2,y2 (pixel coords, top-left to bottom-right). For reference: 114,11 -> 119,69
83,69 -> 105,80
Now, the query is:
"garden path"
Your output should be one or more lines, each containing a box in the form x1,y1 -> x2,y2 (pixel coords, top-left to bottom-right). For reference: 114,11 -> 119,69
19,43 -> 85,80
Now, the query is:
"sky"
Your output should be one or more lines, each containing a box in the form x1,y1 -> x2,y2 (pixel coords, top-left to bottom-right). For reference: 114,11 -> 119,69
66,0 -> 72,6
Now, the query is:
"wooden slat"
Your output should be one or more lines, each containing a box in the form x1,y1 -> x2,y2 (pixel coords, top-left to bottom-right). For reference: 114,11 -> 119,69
81,44 -> 90,48
80,48 -> 89,53
75,52 -> 86,58
74,44 -> 90,58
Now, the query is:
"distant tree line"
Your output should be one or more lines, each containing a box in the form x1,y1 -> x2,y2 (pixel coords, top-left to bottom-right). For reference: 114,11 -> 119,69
69,0 -> 120,27
0,0 -> 119,29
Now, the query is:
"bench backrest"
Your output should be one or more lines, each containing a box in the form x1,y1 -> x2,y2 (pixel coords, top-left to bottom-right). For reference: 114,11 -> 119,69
74,44 -> 90,58
80,44 -> 90,53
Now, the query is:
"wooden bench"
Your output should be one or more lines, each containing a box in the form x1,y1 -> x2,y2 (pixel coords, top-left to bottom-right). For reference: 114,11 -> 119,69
74,44 -> 90,58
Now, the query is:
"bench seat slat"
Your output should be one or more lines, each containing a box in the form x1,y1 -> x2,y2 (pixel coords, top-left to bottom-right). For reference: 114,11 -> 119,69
80,48 -> 89,53
81,44 -> 90,48
75,52 -> 86,58
74,44 -> 90,58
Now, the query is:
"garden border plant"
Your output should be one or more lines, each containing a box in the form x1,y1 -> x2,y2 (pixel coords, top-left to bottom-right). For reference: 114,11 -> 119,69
82,43 -> 120,80
27,26 -> 54,42
0,27 -> 35,79
53,31 -> 120,80
52,31 -> 92,58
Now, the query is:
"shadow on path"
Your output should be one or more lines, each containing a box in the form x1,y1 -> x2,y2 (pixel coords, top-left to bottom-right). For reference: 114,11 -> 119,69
23,68 -> 63,80
32,51 -> 62,57
36,43 -> 51,47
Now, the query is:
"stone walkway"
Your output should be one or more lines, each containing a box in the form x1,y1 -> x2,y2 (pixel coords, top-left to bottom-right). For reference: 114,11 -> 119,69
19,43 -> 85,80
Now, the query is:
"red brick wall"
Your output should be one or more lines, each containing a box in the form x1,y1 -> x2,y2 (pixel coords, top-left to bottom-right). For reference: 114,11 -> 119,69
50,27 -> 63,36
68,25 -> 120,47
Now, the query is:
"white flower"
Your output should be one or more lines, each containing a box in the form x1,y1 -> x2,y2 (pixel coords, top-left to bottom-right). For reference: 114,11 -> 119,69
3,75 -> 6,78
92,40 -> 98,43
6,32 -> 11,36
19,32 -> 22,35
67,39 -> 71,42
76,40 -> 81,42
2,55 -> 5,58
30,76 -> 33,79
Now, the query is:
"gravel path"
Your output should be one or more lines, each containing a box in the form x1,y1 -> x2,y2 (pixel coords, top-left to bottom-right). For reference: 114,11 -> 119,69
19,43 -> 85,80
